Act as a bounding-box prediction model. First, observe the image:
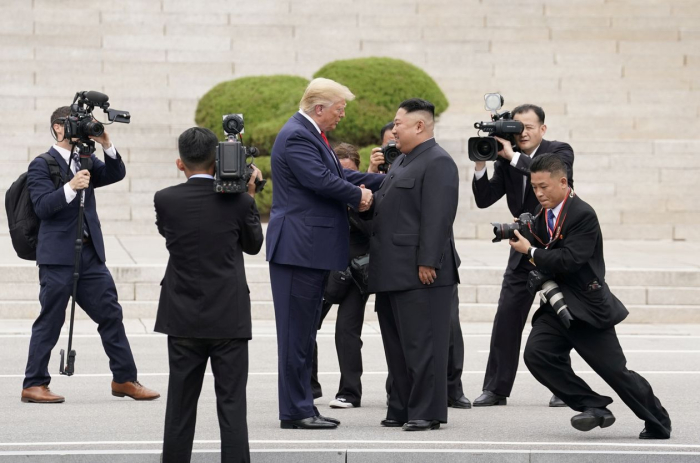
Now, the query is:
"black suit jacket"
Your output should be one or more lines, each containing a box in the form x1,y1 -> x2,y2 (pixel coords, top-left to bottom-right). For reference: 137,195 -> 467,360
472,139 -> 574,269
367,138 -> 460,293
154,177 -> 264,339
531,194 -> 628,330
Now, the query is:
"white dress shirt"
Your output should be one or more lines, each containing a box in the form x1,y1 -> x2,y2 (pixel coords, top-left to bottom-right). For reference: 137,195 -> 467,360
530,198 -> 564,258
54,143 -> 117,203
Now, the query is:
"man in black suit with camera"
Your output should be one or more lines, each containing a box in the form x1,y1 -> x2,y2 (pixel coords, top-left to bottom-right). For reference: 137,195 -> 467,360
368,98 -> 460,431
154,127 -> 264,463
472,104 -> 574,407
509,153 -> 671,440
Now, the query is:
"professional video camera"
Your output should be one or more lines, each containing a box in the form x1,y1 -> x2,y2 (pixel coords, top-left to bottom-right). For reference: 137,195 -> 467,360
378,141 -> 401,173
491,212 -> 535,243
468,93 -> 524,162
526,270 -> 574,328
214,114 -> 266,194
64,91 -> 130,143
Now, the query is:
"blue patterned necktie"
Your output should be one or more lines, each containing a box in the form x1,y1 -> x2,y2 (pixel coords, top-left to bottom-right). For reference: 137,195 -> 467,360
547,209 -> 556,240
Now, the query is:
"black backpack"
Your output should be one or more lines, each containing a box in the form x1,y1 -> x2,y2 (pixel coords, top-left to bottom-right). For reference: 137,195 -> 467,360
5,154 -> 66,260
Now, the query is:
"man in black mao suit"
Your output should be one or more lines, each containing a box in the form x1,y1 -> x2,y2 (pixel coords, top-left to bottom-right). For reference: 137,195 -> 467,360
510,153 -> 671,440
155,128 -> 264,463
472,104 -> 574,407
368,99 -> 460,431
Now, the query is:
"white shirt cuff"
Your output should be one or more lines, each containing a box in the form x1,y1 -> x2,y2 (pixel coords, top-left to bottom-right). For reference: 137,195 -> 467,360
510,151 -> 521,167
474,166 -> 487,180
64,183 -> 77,203
104,145 -> 117,159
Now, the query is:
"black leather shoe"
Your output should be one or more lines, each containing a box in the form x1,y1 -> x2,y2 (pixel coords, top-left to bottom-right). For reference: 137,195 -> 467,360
473,390 -> 507,407
280,416 -> 337,429
549,395 -> 567,408
403,420 -> 440,431
381,419 -> 405,427
571,408 -> 616,432
448,395 -> 472,409
639,427 -> 670,439
317,414 -> 340,425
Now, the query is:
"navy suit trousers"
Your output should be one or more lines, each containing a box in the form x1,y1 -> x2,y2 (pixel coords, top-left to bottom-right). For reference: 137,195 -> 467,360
23,242 -> 137,388
269,262 -> 327,421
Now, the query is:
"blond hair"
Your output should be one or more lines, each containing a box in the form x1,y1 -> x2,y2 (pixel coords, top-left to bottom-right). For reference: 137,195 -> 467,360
299,78 -> 355,114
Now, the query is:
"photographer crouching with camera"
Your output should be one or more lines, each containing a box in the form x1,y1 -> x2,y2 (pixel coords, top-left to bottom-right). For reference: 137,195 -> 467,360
508,153 -> 671,440
154,127 -> 264,462
470,97 -> 574,408
20,103 -> 159,404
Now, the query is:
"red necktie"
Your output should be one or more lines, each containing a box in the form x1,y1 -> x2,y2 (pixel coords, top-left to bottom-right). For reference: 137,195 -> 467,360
321,131 -> 330,148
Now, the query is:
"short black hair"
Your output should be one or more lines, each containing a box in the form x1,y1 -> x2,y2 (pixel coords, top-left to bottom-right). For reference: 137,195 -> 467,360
50,106 -> 71,139
530,153 -> 567,177
178,127 -> 218,170
398,98 -> 435,118
380,121 -> 394,141
512,104 -> 545,124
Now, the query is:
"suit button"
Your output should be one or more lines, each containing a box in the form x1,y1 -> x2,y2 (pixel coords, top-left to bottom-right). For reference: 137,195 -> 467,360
390,175 -> 394,179
374,212 -> 378,217
382,193 -> 386,197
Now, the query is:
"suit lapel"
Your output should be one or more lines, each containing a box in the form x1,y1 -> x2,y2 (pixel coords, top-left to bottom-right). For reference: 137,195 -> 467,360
293,113 -> 344,178
48,147 -> 73,179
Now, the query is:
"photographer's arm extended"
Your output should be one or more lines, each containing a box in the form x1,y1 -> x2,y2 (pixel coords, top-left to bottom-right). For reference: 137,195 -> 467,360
472,159 -> 507,208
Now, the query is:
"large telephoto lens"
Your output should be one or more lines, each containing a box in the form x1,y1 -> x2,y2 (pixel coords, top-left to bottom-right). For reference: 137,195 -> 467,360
541,280 -> 573,328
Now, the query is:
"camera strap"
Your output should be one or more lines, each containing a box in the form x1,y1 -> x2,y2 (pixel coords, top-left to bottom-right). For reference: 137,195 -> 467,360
528,188 -> 575,249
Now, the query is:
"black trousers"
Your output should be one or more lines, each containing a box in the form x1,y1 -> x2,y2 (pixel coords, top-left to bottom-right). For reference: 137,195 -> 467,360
385,285 -> 464,400
311,283 -> 369,405
377,285 -> 454,423
524,311 -> 672,437
482,257 -> 536,397
162,336 -> 250,463
24,242 -> 137,389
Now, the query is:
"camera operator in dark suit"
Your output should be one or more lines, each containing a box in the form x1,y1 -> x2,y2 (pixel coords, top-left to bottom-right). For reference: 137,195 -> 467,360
154,127 -> 264,463
368,99 -> 460,431
472,104 -> 574,407
509,153 -> 671,440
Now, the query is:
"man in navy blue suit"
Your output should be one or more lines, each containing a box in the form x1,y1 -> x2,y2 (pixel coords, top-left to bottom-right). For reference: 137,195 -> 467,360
21,106 -> 159,403
267,78 -> 383,429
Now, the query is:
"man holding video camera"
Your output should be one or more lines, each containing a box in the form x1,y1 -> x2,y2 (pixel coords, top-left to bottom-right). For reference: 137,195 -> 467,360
21,106 -> 159,404
155,127 -> 264,462
509,153 -> 671,440
472,104 -> 574,407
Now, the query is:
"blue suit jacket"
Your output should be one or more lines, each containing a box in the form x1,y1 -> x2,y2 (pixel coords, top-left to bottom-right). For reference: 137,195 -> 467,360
266,113 -> 383,271
27,146 -> 126,265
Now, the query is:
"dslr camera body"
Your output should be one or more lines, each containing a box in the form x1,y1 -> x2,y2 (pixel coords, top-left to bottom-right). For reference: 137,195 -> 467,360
491,212 -> 535,243
64,91 -> 130,144
468,93 -> 524,162
378,141 -> 401,173
214,114 -> 266,194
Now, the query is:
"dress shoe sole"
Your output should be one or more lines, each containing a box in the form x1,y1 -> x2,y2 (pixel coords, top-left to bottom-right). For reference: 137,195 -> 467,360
21,397 -> 64,403
280,422 -> 337,430
639,432 -> 670,440
448,401 -> 472,409
549,402 -> 568,408
571,414 -> 616,432
111,391 -> 160,401
403,422 -> 440,431
381,420 -> 405,427
473,399 -> 507,407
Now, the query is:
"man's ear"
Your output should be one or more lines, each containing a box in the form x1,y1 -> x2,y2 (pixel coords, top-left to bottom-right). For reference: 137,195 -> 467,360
540,123 -> 547,136
560,176 -> 568,189
176,158 -> 186,172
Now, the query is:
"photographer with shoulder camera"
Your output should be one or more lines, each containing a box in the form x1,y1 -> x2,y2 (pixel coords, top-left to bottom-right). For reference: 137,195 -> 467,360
508,153 -> 671,440
20,106 -> 159,404
472,103 -> 574,408
155,127 -> 264,463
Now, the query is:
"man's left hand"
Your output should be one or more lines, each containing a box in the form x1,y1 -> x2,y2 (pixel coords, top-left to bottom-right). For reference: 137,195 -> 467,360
90,130 -> 112,150
509,229 -> 531,254
493,136 -> 514,161
418,266 -> 436,285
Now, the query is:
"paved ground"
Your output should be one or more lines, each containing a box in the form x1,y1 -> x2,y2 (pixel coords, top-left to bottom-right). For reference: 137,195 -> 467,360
0,319 -> 698,462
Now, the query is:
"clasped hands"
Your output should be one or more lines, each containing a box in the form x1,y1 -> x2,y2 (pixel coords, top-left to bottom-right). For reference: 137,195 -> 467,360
358,184 -> 373,212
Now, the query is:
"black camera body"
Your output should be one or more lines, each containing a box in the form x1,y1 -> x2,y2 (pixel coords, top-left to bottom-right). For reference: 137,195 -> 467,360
214,114 -> 266,194
527,270 -> 574,328
491,212 -> 535,243
64,91 -> 130,143
378,141 -> 401,173
468,93 -> 524,162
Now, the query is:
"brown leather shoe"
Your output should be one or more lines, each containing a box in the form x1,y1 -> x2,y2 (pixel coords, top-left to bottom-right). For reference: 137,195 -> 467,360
111,380 -> 160,401
21,385 -> 65,403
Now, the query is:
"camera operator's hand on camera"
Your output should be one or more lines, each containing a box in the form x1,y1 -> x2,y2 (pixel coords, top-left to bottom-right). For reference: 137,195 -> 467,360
368,148 -> 385,174
358,185 -> 373,212
509,230 -> 531,254
69,169 -> 91,191
493,136 -> 514,161
418,266 -> 436,285
89,129 -> 112,150
247,165 -> 263,198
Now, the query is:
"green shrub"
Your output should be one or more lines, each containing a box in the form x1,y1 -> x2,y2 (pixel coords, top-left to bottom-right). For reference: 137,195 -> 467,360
252,155 -> 273,217
195,75 -> 310,156
314,57 -> 449,148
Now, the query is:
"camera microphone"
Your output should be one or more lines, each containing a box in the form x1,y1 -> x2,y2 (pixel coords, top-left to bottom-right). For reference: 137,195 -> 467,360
83,91 -> 109,106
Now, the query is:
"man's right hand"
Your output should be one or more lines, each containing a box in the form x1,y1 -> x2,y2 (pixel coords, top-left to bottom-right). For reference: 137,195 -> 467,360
358,185 -> 373,212
368,148 -> 385,174
69,170 -> 90,191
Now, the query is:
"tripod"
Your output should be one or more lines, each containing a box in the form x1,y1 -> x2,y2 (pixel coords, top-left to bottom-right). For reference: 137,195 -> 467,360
59,139 -> 95,376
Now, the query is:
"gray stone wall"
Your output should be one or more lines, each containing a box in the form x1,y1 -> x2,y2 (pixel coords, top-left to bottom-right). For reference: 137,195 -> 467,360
1,0 -> 699,239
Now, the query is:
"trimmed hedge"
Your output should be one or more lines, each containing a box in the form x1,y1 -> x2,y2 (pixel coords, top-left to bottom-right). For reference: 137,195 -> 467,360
314,57 -> 449,148
194,75 -> 310,157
